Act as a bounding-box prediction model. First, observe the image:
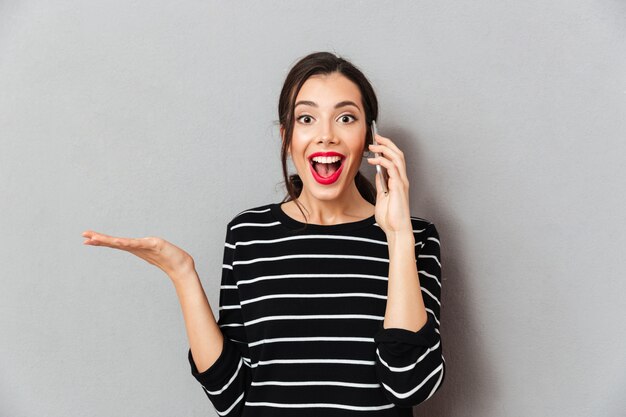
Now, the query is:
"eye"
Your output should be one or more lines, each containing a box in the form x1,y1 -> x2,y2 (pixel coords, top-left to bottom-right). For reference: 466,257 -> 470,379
296,114 -> 314,124
338,114 -> 357,124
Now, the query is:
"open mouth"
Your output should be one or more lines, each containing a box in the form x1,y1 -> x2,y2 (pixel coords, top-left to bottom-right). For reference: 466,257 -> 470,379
309,155 -> 344,177
308,153 -> 345,184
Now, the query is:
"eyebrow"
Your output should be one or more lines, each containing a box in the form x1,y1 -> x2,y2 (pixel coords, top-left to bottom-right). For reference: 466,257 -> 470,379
294,100 -> 361,111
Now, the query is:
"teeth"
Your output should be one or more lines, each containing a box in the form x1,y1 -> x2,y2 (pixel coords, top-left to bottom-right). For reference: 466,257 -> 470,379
311,155 -> 342,164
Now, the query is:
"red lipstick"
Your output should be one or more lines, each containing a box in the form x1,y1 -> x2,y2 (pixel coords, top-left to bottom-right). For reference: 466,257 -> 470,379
308,151 -> 345,159
308,152 -> 345,185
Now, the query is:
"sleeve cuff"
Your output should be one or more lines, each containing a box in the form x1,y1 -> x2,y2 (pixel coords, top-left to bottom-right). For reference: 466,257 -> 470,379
188,336 -> 240,390
373,314 -> 439,348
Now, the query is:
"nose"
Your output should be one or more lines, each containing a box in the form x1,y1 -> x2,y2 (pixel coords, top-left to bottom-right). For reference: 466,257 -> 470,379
317,121 -> 338,145
317,134 -> 336,145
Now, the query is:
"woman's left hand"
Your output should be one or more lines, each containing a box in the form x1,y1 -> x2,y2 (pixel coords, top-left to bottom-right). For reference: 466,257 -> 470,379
366,134 -> 414,237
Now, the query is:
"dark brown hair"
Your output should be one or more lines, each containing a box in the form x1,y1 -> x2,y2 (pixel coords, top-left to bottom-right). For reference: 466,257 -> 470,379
277,51 -> 379,223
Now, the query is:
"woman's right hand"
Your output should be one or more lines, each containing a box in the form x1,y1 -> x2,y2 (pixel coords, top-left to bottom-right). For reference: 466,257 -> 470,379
81,230 -> 194,282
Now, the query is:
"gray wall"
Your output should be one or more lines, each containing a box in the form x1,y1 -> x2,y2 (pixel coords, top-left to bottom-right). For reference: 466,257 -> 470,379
1,1 -> 624,416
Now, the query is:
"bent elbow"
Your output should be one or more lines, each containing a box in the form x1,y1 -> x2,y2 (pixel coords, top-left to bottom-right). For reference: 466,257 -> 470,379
381,356 -> 446,408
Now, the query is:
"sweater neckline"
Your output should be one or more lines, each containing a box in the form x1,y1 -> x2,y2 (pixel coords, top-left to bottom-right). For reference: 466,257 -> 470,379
270,202 -> 376,233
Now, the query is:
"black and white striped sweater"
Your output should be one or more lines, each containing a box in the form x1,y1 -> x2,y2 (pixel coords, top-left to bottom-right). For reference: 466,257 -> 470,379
187,202 -> 445,416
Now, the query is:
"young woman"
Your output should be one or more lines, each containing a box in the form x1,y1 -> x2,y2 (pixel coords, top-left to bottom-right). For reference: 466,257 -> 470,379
81,51 -> 445,416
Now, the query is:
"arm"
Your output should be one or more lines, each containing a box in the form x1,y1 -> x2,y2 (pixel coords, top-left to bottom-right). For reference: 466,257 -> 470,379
171,268 -> 224,373
374,222 -> 445,407
81,218 -> 248,413
383,229 -> 427,332
180,222 -> 251,416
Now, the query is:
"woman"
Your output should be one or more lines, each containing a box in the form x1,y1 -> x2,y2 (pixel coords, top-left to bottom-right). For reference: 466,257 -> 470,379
81,51 -> 445,416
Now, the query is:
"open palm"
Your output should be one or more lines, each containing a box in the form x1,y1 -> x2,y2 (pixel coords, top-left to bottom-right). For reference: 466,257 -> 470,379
81,230 -> 193,278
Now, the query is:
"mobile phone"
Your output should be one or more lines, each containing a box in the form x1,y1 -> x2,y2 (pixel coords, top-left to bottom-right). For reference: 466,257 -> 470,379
371,120 -> 389,194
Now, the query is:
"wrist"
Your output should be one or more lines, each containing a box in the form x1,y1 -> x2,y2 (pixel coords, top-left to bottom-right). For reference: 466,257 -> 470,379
168,258 -> 197,285
386,229 -> 415,242
386,230 -> 415,253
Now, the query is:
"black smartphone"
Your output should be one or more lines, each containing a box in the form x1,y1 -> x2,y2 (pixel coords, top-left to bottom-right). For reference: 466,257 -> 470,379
371,120 -> 389,194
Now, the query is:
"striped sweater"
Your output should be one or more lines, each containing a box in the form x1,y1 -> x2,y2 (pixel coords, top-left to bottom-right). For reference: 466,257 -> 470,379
187,202 -> 445,416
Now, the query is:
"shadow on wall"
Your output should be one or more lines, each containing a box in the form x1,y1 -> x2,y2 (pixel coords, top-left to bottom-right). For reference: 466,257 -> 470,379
388,127 -> 500,417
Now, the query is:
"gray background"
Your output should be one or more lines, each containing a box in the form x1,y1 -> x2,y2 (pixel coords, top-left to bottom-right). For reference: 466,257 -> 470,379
1,1 -> 625,416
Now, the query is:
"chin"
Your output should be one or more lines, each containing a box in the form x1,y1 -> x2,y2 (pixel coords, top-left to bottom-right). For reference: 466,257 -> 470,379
301,181 -> 350,202
304,188 -> 340,200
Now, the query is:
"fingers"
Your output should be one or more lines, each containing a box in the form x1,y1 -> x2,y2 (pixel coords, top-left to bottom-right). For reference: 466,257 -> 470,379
367,150 -> 409,190
367,155 -> 402,190
368,135 -> 409,186
374,134 -> 404,156
81,230 -> 145,249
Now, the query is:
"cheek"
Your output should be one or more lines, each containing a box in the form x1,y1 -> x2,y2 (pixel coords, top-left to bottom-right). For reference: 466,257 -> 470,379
350,135 -> 367,154
289,135 -> 307,156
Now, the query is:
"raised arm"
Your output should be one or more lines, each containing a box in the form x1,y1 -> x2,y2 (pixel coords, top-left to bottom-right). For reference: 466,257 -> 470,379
171,265 -> 224,373
374,222 -> 445,407
81,228 -> 225,372
81,224 -> 250,415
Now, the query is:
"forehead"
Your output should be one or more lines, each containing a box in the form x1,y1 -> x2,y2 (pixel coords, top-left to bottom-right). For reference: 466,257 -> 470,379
295,72 -> 361,105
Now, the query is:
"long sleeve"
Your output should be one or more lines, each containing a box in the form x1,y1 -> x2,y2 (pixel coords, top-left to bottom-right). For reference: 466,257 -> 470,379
187,221 -> 251,416
373,222 -> 446,408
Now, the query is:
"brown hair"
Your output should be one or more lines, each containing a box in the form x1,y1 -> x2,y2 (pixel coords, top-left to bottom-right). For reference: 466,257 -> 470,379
277,51 -> 379,223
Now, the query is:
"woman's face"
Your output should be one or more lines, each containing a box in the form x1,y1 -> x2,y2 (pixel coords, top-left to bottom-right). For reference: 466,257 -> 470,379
285,72 -> 367,202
